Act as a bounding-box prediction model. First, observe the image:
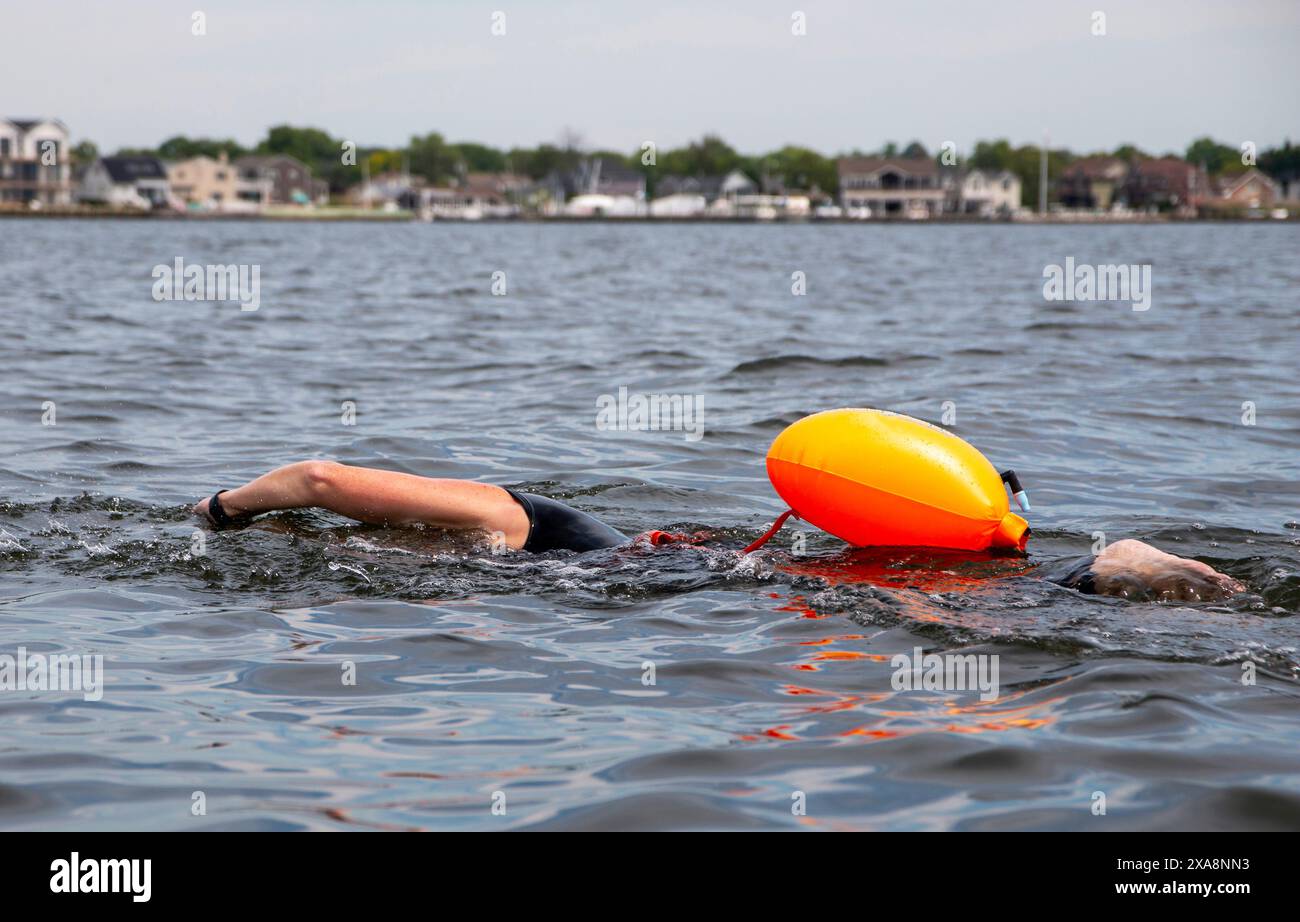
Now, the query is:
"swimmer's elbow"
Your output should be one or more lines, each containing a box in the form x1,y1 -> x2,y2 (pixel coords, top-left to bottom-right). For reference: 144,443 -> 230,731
298,460 -> 342,503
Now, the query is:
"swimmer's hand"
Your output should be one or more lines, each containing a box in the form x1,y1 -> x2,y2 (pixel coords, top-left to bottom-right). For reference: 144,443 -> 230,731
1091,539 -> 1245,602
191,492 -> 251,528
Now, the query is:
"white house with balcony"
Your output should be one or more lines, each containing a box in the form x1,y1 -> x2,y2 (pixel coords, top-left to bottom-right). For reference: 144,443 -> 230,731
837,156 -> 948,218
0,117 -> 73,206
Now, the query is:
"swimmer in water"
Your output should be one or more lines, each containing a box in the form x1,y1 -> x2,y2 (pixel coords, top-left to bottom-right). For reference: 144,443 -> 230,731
193,460 -> 1245,601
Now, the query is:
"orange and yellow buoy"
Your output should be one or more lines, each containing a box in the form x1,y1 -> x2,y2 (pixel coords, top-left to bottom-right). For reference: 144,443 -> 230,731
756,408 -> 1029,552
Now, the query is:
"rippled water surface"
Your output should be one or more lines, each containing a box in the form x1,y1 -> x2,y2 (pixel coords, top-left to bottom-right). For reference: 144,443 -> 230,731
1,218 -> 1298,830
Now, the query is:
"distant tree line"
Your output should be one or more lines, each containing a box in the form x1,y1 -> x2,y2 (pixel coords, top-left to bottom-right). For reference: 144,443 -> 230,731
72,127 -> 1298,204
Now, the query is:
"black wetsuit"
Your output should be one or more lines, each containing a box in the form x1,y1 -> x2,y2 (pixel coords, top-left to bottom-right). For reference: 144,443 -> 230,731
504,489 -> 627,553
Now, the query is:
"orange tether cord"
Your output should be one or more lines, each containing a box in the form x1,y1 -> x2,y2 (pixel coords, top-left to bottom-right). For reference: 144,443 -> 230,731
742,509 -> 796,554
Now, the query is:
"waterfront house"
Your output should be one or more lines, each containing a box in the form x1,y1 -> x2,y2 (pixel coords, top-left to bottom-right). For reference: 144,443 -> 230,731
406,173 -> 528,219
727,194 -> 782,220
563,193 -> 641,217
650,192 -> 708,217
548,157 -> 646,215
1215,168 -> 1281,208
1057,156 -> 1129,209
459,172 -> 528,216
579,158 -> 645,200
349,171 -> 422,210
168,152 -> 269,212
837,156 -> 947,218
417,186 -> 478,219
653,169 -> 757,217
1123,157 -> 1210,213
778,192 -> 812,216
655,169 -> 756,202
77,156 -> 175,209
957,169 -> 1021,216
234,154 -> 329,205
651,176 -> 713,216
0,117 -> 73,206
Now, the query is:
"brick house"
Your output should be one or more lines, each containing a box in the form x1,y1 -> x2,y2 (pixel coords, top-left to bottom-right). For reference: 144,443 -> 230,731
1124,157 -> 1211,212
1215,168 -> 1281,208
235,154 -> 329,205
1057,156 -> 1130,209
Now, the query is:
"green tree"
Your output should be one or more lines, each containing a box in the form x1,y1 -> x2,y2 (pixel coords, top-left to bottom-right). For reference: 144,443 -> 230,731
365,149 -> 404,175
156,135 -> 247,160
258,125 -> 338,165
1259,140 -> 1300,183
406,131 -> 457,183
507,143 -> 581,180
453,142 -> 507,174
588,149 -> 633,168
70,140 -> 99,164
255,125 -> 354,192
901,140 -> 929,160
760,145 -> 838,192
1007,143 -> 1074,208
970,139 -> 1014,171
1185,137 -> 1240,175
657,135 -> 745,177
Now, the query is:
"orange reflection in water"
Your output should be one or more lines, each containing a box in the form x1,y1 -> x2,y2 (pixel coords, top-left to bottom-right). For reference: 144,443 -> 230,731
834,687 -> 1062,742
812,650 -> 889,662
797,634 -> 867,646
744,547 -> 1056,746
842,727 -> 900,740
779,546 -> 1033,592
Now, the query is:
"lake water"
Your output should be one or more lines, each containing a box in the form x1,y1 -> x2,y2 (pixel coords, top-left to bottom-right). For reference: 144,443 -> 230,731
1,218 -> 1297,830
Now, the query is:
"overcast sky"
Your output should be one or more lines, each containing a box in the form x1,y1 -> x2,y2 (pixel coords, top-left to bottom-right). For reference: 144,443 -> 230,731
9,0 -> 1299,156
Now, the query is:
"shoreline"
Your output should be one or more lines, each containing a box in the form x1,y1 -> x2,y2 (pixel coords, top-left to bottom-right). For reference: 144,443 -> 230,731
2,208 -> 1294,224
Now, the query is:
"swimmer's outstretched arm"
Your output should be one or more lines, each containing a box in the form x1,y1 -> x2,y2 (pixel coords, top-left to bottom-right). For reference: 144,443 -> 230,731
192,461 -> 530,547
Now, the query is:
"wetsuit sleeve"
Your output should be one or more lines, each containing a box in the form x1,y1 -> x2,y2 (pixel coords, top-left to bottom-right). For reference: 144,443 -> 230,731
503,489 -> 626,553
